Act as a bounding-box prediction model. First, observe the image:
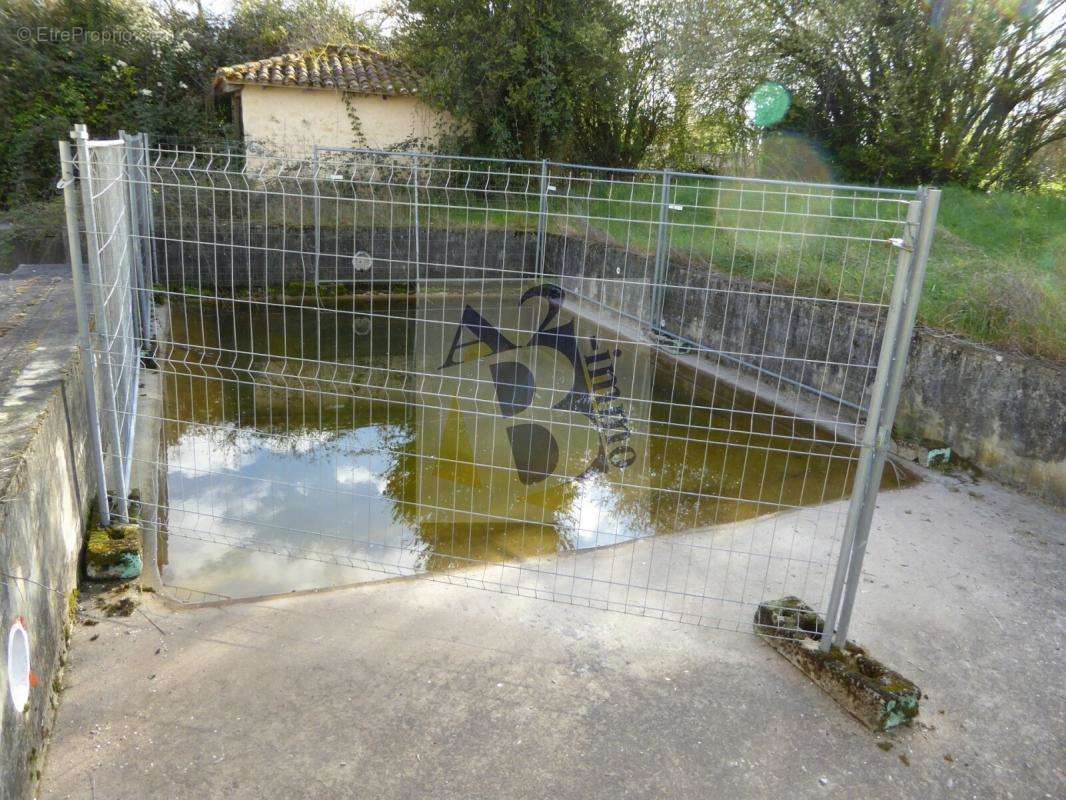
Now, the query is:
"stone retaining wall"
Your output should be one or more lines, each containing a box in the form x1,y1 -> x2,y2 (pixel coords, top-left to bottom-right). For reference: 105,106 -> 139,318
151,226 -> 1066,503
0,266 -> 91,800
896,333 -> 1065,503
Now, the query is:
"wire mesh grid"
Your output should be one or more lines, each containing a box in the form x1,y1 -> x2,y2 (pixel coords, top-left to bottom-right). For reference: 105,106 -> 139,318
72,137 -> 142,518
70,137 -> 934,638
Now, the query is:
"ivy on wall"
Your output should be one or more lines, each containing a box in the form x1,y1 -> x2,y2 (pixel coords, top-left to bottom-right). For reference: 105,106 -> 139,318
342,93 -> 369,148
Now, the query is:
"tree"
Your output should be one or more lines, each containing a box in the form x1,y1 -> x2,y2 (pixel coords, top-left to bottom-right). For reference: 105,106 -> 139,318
660,0 -> 1065,188
573,0 -> 690,169
395,0 -> 631,162
649,2 -> 777,159
771,0 -> 1066,188
221,0 -> 385,58
0,0 -> 385,206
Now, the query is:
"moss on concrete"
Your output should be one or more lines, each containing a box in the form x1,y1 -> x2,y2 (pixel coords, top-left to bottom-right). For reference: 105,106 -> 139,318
99,596 -> 136,617
85,520 -> 142,581
754,596 -> 921,731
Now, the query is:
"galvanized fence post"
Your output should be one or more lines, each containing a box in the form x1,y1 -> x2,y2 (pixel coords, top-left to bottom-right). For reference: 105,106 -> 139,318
831,187 -> 941,647
59,138 -> 112,527
821,187 -> 941,651
535,159 -> 548,279
119,131 -> 152,349
650,170 -> 672,333
309,147 -> 324,362
140,132 -> 157,355
74,124 -> 130,523
135,133 -> 154,348
312,144 -> 321,287
412,157 -> 421,284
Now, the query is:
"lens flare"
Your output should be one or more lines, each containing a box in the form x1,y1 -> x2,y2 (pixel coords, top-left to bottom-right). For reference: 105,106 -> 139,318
745,82 -> 791,128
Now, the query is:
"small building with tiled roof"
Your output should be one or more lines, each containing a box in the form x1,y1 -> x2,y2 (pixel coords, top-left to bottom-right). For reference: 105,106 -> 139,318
214,44 -> 444,155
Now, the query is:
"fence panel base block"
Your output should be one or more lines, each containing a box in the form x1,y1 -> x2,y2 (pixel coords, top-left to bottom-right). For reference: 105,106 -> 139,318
754,597 -> 920,731
86,517 -> 143,582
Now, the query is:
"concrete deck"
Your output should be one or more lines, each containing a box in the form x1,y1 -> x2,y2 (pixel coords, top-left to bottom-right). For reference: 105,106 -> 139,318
0,264 -> 80,494
0,264 -> 92,800
41,474 -> 1065,799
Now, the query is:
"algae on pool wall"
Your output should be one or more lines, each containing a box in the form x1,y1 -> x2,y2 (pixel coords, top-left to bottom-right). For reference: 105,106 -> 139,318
85,521 -> 142,582
154,285 -> 910,599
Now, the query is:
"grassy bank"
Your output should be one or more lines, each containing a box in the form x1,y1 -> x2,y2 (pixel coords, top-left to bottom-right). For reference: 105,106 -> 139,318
5,180 -> 1063,360
924,186 -> 1064,361
313,175 -> 1065,359
567,180 -> 1065,360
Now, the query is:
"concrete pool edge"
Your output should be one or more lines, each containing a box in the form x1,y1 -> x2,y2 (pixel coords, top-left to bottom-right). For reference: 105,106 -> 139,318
136,286 -> 920,608
0,265 -> 93,800
155,223 -> 1061,502
563,291 -> 922,488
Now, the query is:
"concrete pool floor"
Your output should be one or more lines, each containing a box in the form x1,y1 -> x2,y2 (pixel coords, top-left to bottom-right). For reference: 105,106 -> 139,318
41,474 -> 1065,799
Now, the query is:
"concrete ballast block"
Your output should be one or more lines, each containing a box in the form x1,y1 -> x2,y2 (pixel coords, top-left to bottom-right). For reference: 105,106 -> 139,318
754,597 -> 920,731
85,521 -> 143,581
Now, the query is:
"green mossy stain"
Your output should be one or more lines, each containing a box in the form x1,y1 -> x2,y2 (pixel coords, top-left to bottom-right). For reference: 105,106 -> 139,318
159,281 -> 480,309
755,597 -> 921,731
86,520 -> 142,580
101,596 -> 137,617
67,587 -> 79,622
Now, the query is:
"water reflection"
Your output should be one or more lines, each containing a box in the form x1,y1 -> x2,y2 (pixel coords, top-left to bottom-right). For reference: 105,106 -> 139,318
157,285 -> 903,598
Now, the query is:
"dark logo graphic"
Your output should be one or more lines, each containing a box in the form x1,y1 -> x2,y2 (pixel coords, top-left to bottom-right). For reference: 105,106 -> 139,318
439,283 -> 636,486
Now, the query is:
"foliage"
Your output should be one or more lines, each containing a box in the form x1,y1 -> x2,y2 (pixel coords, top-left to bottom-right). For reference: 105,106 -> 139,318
661,0 -> 1065,189
396,0 -> 636,162
5,0 -> 1060,197
769,0 -> 1066,189
221,0 -> 385,57
573,0 -> 684,168
395,0 -> 736,168
651,2 -> 777,163
924,185 -> 1065,359
0,0 -> 223,203
0,0 -> 383,208
0,198 -> 67,269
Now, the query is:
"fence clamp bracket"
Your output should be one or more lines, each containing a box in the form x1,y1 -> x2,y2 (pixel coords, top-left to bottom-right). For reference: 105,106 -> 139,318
56,178 -> 75,191
887,236 -> 913,252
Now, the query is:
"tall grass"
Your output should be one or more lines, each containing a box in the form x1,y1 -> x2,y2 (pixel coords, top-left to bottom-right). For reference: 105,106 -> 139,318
91,157 -> 1066,360
922,186 -> 1065,360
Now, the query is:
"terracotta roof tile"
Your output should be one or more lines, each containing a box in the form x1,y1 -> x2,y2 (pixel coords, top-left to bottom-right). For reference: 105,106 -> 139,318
213,44 -> 422,96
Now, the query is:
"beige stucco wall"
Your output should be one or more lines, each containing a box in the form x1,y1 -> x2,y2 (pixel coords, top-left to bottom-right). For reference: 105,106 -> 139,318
238,84 -> 444,159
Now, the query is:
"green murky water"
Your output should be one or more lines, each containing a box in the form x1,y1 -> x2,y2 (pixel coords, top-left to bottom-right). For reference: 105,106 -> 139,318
156,286 -> 908,599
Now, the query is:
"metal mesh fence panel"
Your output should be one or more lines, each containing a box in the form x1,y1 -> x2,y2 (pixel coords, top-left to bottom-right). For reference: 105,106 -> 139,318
66,135 -> 937,642
68,132 -> 145,521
